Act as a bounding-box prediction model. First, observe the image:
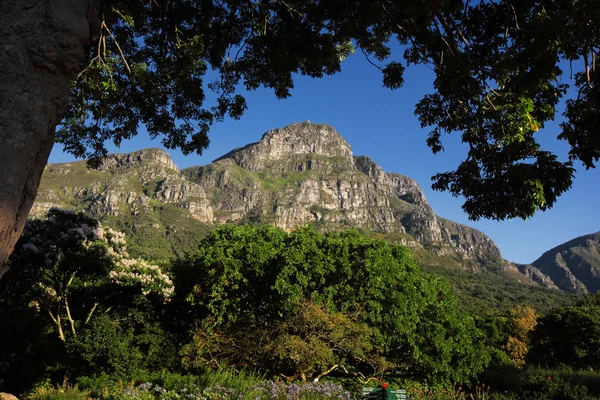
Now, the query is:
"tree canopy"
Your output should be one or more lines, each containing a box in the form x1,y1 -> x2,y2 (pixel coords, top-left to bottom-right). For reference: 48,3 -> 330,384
2,208 -> 174,343
58,0 -> 600,221
0,209 -> 178,389
529,297 -> 600,370
174,224 -> 489,383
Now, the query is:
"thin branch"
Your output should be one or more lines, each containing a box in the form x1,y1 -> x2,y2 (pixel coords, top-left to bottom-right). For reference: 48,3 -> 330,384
357,373 -> 380,385
360,48 -> 383,70
112,7 -> 130,25
570,59 -> 574,79
442,9 -> 470,47
485,82 -> 500,96
509,3 -> 520,29
102,21 -> 132,74
64,297 -> 77,337
278,0 -> 303,19
585,52 -> 593,88
432,17 -> 456,57
67,272 -> 76,287
279,373 -> 296,382
85,302 -> 100,324
314,364 -> 338,381
47,309 -> 66,342
76,30 -> 110,80
485,93 -> 498,110
264,14 -> 268,36
234,39 -> 248,62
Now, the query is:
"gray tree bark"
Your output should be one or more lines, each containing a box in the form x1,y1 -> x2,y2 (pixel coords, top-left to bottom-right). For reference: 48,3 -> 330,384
0,0 -> 89,279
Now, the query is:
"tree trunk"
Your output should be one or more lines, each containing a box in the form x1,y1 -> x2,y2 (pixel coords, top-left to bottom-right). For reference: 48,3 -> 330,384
0,0 -> 89,279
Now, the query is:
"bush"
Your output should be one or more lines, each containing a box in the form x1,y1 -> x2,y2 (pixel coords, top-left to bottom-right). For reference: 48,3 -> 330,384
529,305 -> 600,370
518,375 -> 595,400
67,314 -> 142,379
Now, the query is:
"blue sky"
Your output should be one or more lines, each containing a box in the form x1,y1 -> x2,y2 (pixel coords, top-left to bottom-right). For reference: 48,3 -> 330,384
50,52 -> 600,264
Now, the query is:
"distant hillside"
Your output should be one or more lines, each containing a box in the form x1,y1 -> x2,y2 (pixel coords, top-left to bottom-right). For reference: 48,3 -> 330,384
518,232 -> 600,294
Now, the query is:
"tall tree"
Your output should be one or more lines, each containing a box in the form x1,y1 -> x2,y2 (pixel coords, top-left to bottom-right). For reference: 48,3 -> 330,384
176,225 -> 490,383
1,0 -> 599,277
529,305 -> 600,370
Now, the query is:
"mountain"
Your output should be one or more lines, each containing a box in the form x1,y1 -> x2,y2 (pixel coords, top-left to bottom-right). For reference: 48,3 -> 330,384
183,122 -> 506,264
31,121 -> 575,307
516,232 -> 600,294
33,122 -> 500,263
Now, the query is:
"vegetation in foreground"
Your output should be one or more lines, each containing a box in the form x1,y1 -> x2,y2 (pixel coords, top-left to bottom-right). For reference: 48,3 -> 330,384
2,210 -> 600,399
20,368 -> 600,400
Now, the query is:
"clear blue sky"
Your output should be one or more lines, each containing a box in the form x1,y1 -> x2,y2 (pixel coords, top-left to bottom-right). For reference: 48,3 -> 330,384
50,52 -> 600,264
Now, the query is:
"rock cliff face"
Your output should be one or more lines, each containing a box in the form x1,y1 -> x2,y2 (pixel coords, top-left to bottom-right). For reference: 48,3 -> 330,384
528,232 -> 600,294
33,121 -> 509,268
515,264 -> 560,290
183,122 -> 503,264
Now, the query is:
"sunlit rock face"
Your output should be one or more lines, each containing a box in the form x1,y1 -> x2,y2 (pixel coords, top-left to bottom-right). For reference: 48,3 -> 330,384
34,121 -> 506,265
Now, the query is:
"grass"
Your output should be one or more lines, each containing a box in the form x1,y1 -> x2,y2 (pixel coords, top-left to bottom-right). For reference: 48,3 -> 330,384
25,385 -> 91,400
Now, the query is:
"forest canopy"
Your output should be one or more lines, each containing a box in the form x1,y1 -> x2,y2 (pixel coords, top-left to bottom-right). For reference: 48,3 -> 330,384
60,0 -> 600,221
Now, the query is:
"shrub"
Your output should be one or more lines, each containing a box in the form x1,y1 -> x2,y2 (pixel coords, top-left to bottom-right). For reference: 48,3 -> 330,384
529,305 -> 600,370
518,375 -> 595,400
67,314 -> 142,379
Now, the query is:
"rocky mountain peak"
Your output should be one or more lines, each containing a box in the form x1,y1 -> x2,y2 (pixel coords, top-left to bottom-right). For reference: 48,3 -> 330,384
99,148 -> 178,173
35,122 -> 511,273
354,156 -> 429,208
530,232 -> 600,294
214,121 -> 353,171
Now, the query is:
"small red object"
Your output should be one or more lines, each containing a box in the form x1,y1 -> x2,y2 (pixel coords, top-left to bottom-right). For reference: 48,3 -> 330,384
382,383 -> 388,389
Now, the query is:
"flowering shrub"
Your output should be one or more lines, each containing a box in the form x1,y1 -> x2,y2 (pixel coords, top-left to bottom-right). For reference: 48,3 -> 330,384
109,380 -> 351,400
94,224 -> 174,301
109,256 -> 174,298
249,380 -> 351,400
7,209 -> 175,343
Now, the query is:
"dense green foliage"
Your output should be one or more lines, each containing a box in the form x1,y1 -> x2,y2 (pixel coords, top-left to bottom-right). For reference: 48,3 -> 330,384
175,224 -> 490,383
529,303 -> 600,370
67,314 -> 143,379
59,0 -> 600,220
422,265 -> 576,317
3,213 -> 600,399
516,374 -> 596,400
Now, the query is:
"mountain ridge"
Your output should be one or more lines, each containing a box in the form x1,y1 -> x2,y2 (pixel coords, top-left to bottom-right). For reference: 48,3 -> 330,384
31,122 -> 583,293
521,232 -> 600,294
